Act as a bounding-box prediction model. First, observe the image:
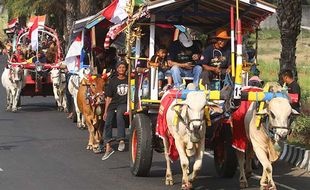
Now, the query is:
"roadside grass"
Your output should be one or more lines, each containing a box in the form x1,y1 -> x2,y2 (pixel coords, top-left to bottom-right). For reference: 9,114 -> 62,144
257,29 -> 310,101
257,29 -> 310,147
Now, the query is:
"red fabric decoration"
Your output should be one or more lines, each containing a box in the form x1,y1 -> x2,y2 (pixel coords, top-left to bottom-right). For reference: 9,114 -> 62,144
232,87 -> 263,152
156,89 -> 179,161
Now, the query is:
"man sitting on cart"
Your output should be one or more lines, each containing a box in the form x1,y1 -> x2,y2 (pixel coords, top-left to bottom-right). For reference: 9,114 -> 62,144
199,29 -> 231,89
11,44 -> 25,63
167,32 -> 202,89
32,49 -> 47,64
149,47 -> 173,94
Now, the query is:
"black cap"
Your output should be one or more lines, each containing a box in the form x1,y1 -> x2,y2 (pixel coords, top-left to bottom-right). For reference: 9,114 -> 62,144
116,62 -> 127,69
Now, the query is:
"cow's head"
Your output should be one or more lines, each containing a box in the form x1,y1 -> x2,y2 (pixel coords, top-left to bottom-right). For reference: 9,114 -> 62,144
50,68 -> 65,88
173,91 -> 207,143
10,65 -> 23,82
257,97 -> 299,139
50,68 -> 61,88
82,76 -> 106,110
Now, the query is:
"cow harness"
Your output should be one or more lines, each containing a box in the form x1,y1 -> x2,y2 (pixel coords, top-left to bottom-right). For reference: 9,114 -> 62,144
85,86 -> 105,117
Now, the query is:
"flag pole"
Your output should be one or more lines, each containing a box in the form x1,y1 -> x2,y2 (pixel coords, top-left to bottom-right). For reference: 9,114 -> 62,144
230,6 -> 235,78
126,0 -> 135,128
234,0 -> 243,100
35,16 -> 39,64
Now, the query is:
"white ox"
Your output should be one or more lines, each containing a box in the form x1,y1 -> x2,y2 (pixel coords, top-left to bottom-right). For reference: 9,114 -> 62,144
163,91 -> 207,190
68,68 -> 88,129
237,94 -> 299,190
1,65 -> 25,112
50,68 -> 67,112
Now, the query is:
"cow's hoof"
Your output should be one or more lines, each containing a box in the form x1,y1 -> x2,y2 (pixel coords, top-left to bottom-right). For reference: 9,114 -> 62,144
165,176 -> 174,186
58,107 -> 64,112
11,108 -> 17,113
240,181 -> 248,189
86,145 -> 93,150
260,184 -> 270,190
77,123 -> 83,129
181,182 -> 192,190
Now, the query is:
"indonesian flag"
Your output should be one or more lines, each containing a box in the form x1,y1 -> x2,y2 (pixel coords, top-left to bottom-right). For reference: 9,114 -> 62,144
28,16 -> 39,51
104,22 -> 127,49
102,0 -> 129,24
8,18 -> 18,28
65,33 -> 83,73
27,15 -> 46,28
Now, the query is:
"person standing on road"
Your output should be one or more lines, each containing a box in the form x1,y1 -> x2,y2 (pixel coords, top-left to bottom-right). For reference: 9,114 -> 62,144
281,69 -> 301,112
102,62 -> 128,160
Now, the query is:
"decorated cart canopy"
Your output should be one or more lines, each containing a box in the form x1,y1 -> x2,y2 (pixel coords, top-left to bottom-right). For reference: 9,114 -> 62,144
144,0 -> 275,33
88,0 -> 276,52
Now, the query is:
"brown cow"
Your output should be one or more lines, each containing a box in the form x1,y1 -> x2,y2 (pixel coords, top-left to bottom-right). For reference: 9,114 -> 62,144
77,76 -> 106,153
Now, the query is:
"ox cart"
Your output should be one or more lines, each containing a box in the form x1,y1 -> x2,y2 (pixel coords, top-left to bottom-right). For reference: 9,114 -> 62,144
13,25 -> 63,97
123,0 -> 277,179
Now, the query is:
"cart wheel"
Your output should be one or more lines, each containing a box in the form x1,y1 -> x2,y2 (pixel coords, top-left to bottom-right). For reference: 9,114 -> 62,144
214,123 -> 237,178
130,113 -> 153,177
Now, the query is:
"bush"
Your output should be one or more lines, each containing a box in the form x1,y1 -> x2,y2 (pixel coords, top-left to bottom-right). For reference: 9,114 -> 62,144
288,114 -> 310,148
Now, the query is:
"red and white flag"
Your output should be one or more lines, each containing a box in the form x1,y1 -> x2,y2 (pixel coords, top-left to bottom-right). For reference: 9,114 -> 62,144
66,33 -> 83,58
104,23 -> 127,49
8,18 -> 18,28
102,0 -> 129,24
28,16 -> 39,51
65,33 -> 83,72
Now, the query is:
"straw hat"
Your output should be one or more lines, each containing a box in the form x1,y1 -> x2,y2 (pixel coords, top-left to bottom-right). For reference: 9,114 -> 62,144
179,32 -> 193,48
213,28 -> 230,40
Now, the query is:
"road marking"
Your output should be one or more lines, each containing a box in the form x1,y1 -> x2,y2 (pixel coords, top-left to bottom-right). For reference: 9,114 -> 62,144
0,168 -> 3,172
204,151 -> 298,190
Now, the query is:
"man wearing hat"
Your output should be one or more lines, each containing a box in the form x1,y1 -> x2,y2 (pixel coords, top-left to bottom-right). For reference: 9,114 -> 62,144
199,28 -> 231,89
167,32 -> 202,88
102,62 -> 128,160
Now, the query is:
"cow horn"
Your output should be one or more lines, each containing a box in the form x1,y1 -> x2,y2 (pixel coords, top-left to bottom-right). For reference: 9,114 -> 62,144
291,109 -> 300,115
101,73 -> 108,80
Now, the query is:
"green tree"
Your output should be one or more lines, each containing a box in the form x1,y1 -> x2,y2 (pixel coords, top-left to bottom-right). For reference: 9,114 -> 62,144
65,0 -> 78,42
277,0 -> 302,80
79,0 -> 96,18
2,0 -> 66,36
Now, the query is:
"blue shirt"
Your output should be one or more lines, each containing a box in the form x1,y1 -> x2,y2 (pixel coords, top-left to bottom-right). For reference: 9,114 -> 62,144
32,56 -> 47,64
198,44 -> 231,68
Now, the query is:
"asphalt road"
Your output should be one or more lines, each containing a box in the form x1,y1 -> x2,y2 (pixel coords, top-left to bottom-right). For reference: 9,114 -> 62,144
0,60 -> 309,190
